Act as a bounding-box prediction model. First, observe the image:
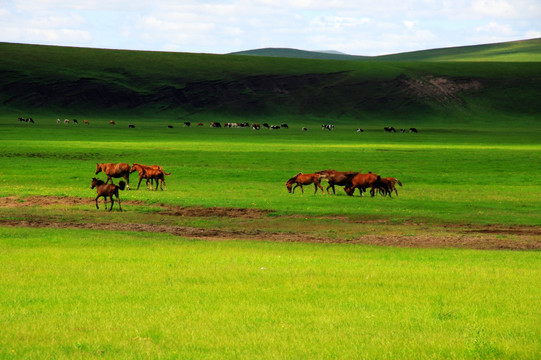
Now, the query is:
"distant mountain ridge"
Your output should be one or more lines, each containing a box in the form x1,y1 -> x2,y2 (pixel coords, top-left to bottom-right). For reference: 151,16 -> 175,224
230,38 -> 541,62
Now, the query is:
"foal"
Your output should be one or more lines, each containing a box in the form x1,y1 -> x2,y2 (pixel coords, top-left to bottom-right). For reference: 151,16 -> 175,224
91,178 -> 126,211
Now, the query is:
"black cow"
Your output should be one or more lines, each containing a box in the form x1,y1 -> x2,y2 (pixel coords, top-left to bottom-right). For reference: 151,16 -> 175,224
128,124 -> 135,128
409,128 -> 418,133
211,122 -> 222,128
262,123 -> 270,128
356,128 -> 364,132
281,123 -> 289,128
384,127 -> 396,133
184,121 -> 191,127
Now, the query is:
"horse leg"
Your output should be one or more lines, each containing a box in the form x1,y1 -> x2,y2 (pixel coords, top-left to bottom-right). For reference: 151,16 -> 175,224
137,175 -> 143,190
95,195 -> 100,209
109,195 -> 114,211
292,184 -> 299,194
299,184 -> 304,194
116,190 -> 122,211
125,175 -> 130,190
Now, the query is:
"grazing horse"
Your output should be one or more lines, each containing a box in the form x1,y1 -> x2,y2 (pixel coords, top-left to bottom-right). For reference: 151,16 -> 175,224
91,178 -> 125,211
345,172 -> 382,197
83,119 -> 90,125
130,163 -> 171,190
316,170 -> 358,195
286,173 -> 324,194
95,163 -> 131,190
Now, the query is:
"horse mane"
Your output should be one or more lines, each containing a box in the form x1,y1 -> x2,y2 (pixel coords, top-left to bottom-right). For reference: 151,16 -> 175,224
286,173 -> 302,183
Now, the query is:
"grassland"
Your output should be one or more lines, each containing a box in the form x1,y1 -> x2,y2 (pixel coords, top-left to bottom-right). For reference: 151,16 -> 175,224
1,227 -> 540,359
0,41 -> 540,359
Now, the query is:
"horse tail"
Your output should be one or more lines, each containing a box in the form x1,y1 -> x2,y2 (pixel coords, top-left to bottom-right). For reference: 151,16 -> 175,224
118,181 -> 126,191
396,179 -> 403,187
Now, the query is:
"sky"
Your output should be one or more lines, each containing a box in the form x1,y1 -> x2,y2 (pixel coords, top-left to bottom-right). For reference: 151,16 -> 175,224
1,0 -> 540,56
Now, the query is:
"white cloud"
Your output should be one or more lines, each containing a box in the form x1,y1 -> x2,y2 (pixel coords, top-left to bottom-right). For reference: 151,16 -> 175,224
0,0 -> 539,55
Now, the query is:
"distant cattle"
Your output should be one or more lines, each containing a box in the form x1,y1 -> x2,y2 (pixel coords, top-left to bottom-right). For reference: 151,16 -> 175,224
168,125 -> 173,128
73,119 -> 78,125
384,126 -> 396,133
128,124 -> 135,128
302,127 -> 308,131
262,123 -> 270,128
281,123 -> 289,128
57,119 -> 61,124
270,125 -> 280,130
322,124 -> 334,130
197,123 -> 204,126
184,121 -> 191,127
83,120 -> 90,125
400,128 -> 406,133
409,128 -> 418,133
356,128 -> 364,132
64,119 -> 70,124
252,123 -> 260,130
18,117 -> 34,123
109,120 -> 116,126
210,122 -> 222,128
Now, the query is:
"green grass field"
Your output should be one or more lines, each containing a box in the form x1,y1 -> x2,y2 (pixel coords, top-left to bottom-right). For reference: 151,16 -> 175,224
1,227 -> 540,359
1,40 -> 540,359
0,114 -> 540,358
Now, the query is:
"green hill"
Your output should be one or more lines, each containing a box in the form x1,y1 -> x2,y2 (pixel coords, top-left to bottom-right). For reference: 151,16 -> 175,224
230,38 -> 541,62
377,38 -> 541,62
229,48 -> 369,61
1,41 -> 540,123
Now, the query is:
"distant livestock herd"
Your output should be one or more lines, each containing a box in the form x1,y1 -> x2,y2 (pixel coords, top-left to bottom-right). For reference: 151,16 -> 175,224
17,117 -> 418,133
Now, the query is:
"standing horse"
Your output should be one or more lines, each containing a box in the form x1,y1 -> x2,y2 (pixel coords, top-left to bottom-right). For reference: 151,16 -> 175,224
379,177 -> 403,197
130,164 -> 171,190
317,170 -> 359,195
286,173 -> 324,194
91,178 -> 125,211
95,163 -> 131,190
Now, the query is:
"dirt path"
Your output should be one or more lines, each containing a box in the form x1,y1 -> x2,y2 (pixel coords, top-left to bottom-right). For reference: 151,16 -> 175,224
1,196 -> 540,250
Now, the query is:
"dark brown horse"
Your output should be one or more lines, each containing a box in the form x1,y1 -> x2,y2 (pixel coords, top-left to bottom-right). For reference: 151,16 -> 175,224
95,163 -> 131,190
91,178 -> 125,211
317,170 -> 359,195
345,172 -> 382,197
286,173 -> 324,194
130,164 -> 171,190
379,177 -> 403,197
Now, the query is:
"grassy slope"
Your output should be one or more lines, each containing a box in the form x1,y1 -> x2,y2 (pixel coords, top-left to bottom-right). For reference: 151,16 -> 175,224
377,38 -> 541,61
1,42 -> 541,122
229,38 -> 541,62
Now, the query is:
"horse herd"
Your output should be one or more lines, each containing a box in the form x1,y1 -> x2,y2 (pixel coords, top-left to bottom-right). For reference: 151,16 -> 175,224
91,162 -> 171,211
286,170 -> 402,197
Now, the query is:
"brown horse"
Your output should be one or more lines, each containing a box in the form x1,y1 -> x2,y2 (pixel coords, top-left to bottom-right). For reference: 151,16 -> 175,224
91,178 -> 125,211
286,173 -> 324,194
317,170 -> 359,195
130,164 -> 171,190
345,172 -> 382,197
95,163 -> 131,190
379,177 -> 403,197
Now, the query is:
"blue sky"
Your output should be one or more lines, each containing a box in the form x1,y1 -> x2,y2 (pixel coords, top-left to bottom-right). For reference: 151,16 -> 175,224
1,0 -> 540,55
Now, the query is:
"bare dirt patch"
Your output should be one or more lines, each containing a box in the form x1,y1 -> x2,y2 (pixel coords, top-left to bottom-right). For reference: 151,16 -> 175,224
1,195 -> 539,250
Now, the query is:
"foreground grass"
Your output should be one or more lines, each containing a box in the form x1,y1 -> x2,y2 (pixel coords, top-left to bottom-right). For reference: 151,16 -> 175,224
1,227 -> 540,359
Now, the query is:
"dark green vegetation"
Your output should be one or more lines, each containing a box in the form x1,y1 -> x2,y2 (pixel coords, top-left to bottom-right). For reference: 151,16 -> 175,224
1,40 -> 541,122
